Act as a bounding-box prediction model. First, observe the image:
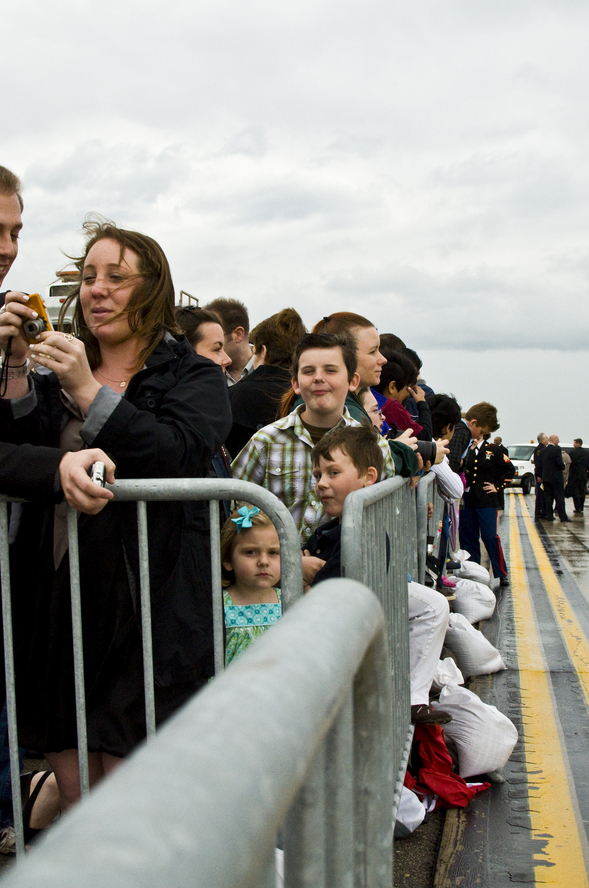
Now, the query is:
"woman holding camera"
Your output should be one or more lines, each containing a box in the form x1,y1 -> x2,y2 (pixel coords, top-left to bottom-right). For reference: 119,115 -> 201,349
0,220 -> 231,811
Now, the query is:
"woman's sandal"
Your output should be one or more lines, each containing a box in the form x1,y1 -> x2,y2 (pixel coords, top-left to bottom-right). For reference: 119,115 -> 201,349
20,770 -> 53,844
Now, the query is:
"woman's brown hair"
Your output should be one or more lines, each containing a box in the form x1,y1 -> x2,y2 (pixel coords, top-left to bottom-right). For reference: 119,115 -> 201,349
250,307 -> 307,367
312,312 -> 375,336
59,216 -> 179,370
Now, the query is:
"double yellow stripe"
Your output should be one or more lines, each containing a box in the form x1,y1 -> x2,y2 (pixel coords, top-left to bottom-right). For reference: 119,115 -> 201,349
507,493 -> 589,883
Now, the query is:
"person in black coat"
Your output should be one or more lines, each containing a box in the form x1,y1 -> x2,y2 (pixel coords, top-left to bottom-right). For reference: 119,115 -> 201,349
0,220 -> 231,811
566,438 -> 589,514
532,433 -> 548,520
538,435 -> 569,522
225,307 -> 306,457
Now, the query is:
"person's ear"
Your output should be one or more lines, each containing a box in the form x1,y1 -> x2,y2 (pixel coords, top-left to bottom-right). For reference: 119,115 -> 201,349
292,377 -> 301,396
348,371 -> 361,392
387,381 -> 397,397
222,560 -> 233,572
232,326 -> 246,344
363,466 -> 379,487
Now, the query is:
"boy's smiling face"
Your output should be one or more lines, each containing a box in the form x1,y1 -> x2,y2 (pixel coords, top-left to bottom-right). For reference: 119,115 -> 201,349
292,346 -> 359,428
312,448 -> 378,518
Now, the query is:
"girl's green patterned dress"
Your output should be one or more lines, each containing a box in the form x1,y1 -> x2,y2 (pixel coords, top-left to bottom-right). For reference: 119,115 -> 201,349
223,588 -> 282,666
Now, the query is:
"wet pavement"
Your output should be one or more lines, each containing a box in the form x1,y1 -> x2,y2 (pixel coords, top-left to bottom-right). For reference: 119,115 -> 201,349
436,490 -> 589,887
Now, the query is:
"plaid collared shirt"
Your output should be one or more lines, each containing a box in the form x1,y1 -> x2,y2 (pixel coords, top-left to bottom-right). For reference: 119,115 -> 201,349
231,404 -> 395,543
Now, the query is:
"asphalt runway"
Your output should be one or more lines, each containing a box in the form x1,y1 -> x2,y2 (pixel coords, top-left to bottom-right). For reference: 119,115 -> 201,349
436,490 -> 589,887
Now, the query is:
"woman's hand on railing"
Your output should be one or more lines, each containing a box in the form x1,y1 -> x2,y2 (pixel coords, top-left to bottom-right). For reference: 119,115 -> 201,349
59,449 -> 116,514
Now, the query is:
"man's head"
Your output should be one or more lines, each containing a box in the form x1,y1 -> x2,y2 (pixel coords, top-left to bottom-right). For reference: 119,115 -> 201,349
464,402 -> 499,439
426,393 -> 462,441
0,166 -> 24,288
494,436 -> 502,446
291,333 -> 359,427
537,432 -> 548,445
203,298 -> 251,373
311,426 -> 382,518
549,434 -> 560,445
574,438 -> 583,448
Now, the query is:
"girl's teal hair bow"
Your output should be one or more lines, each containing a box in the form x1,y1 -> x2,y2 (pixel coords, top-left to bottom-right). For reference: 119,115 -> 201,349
231,505 -> 261,532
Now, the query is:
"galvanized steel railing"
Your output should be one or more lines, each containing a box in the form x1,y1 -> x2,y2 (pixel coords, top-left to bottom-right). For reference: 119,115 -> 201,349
416,471 -> 446,584
0,470 -> 443,874
340,475 -> 414,819
0,580 -> 393,888
0,478 -> 303,858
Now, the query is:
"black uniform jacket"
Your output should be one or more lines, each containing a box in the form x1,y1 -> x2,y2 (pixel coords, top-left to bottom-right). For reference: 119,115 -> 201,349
462,440 -> 515,509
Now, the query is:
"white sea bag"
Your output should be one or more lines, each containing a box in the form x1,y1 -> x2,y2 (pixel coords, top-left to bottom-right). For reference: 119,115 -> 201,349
444,613 -> 506,678
451,578 -> 496,624
433,684 -> 518,778
452,560 -> 492,586
394,786 -> 427,838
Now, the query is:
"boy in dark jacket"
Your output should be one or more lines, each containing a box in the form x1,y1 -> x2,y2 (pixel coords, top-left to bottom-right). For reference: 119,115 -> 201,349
305,425 -> 451,725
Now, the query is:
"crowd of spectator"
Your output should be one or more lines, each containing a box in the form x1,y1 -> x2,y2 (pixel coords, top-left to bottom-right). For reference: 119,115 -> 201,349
0,163 -> 584,853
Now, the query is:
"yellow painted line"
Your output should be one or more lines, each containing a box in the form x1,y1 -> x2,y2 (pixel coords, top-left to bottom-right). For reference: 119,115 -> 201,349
506,493 -> 589,884
518,497 -> 589,700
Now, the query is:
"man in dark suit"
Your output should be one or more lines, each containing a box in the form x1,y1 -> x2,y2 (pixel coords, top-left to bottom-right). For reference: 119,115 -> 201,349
533,433 -> 548,521
539,434 -> 569,522
567,439 -> 589,514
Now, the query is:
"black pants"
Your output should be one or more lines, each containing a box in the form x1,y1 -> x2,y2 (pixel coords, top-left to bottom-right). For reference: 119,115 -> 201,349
544,479 -> 567,521
534,477 -> 546,519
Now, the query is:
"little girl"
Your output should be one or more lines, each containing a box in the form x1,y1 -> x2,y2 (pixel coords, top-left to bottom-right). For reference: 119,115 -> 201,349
220,505 -> 282,667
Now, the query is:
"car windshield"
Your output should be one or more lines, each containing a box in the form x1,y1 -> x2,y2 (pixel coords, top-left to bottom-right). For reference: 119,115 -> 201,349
508,445 -> 535,460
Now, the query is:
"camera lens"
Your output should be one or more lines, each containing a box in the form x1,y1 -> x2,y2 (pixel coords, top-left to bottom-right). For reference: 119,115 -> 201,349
24,318 -> 47,338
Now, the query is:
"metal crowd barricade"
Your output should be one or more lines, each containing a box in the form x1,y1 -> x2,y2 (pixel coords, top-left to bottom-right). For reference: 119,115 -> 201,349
415,472 -> 446,585
339,474 -> 413,819
0,479 -> 303,859
1,580 -> 393,888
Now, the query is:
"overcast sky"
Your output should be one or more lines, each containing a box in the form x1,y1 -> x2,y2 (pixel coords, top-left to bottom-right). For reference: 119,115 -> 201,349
4,0 -> 589,441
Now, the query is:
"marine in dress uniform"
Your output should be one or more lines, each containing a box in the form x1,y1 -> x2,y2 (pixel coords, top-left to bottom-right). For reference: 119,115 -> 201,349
460,438 -> 515,585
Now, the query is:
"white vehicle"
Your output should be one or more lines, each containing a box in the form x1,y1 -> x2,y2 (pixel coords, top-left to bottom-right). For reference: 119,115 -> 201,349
506,444 -> 535,495
43,270 -> 79,330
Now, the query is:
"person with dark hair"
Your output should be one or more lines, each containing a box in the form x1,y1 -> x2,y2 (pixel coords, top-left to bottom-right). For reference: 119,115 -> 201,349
225,308 -> 307,456
378,332 -> 406,352
567,439 -> 589,514
373,352 -> 433,441
0,218 -> 231,811
459,403 -> 514,585
426,394 -> 462,441
174,305 -> 232,370
306,425 -> 452,726
232,333 -> 394,552
203,297 -> 254,386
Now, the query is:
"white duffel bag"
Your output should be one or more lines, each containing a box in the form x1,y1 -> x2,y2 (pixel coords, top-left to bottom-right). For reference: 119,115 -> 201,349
452,560 -> 492,586
394,786 -> 427,838
451,577 -> 496,624
432,684 -> 518,778
431,656 -> 465,693
444,613 -> 506,678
